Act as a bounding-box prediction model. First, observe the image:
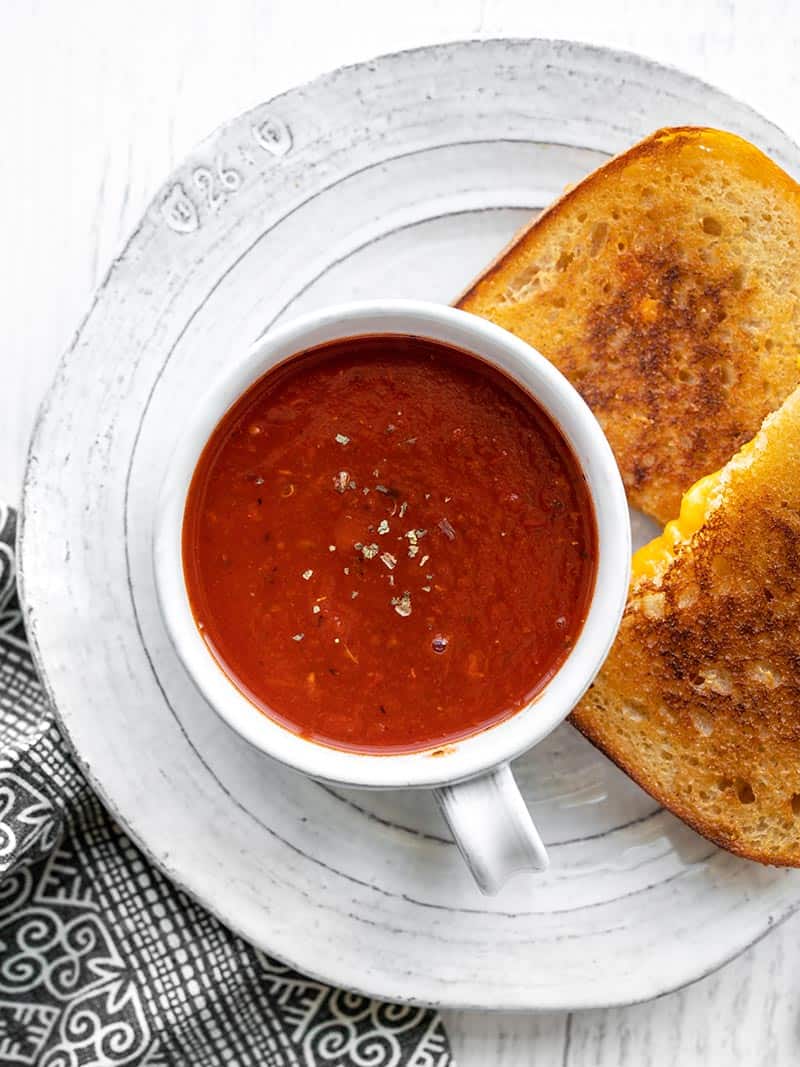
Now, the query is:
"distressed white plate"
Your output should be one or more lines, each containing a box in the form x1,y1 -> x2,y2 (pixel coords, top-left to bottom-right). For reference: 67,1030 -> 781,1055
20,39 -> 800,1010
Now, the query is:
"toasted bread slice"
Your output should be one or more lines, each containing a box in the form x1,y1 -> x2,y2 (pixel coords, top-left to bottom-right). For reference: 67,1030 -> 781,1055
458,127 -> 800,524
571,384 -> 800,864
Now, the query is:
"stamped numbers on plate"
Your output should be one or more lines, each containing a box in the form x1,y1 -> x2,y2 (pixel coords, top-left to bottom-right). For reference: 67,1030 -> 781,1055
161,114 -> 292,235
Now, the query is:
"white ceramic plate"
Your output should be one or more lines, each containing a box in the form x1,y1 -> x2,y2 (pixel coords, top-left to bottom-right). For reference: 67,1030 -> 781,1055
20,39 -> 800,1011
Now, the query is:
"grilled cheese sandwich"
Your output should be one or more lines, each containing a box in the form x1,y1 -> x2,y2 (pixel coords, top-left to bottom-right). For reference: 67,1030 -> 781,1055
573,387 -> 800,864
458,126 -> 800,525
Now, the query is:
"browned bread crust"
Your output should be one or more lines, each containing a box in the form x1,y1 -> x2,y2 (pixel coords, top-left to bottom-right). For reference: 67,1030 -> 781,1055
572,386 -> 800,865
458,127 -> 800,524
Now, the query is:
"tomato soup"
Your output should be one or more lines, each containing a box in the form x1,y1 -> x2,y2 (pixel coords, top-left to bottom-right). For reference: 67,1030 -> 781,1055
182,335 -> 597,753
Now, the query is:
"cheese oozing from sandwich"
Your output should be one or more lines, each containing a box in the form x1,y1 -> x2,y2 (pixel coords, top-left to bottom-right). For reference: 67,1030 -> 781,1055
631,438 -> 758,581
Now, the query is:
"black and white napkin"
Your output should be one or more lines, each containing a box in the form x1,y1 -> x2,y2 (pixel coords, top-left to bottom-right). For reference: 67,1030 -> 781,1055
0,504 -> 454,1066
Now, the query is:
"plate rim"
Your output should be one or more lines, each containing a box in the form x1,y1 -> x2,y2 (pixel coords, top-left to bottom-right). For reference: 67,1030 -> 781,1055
18,36 -> 800,1011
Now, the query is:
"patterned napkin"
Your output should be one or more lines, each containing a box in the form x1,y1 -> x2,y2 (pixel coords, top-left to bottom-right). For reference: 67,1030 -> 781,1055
0,504 -> 454,1066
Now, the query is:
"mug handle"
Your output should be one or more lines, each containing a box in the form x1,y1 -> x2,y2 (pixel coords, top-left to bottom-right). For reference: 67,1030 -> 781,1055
434,763 -> 548,894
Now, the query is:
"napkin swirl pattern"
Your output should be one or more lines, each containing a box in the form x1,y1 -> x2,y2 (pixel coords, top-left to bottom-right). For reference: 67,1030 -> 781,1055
0,505 -> 453,1067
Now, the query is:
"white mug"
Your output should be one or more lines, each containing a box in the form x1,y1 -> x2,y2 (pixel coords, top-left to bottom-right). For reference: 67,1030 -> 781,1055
153,300 -> 631,894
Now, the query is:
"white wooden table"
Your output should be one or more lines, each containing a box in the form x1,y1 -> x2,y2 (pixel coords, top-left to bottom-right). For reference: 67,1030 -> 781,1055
3,2 -> 799,1062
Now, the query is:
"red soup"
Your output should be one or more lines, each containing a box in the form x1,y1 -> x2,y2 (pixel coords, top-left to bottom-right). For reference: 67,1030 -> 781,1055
182,335 -> 597,753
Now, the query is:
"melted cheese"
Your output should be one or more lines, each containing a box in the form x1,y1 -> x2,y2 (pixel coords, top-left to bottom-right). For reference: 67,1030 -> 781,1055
631,437 -> 757,582
631,471 -> 723,580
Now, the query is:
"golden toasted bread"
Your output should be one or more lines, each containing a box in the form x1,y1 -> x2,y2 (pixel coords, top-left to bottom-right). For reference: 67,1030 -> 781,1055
572,384 -> 800,864
458,127 -> 800,524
